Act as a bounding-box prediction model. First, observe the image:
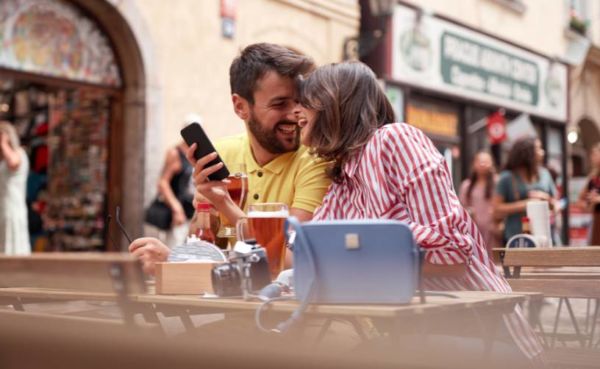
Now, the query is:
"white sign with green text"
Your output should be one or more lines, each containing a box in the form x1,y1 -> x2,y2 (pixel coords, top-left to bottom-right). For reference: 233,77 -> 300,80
392,5 -> 567,122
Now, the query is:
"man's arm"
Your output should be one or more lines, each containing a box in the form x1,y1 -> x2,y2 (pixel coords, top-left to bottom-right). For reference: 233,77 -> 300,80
129,237 -> 171,276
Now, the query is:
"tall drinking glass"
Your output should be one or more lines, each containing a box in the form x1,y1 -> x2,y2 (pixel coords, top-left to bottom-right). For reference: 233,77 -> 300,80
217,164 -> 248,247
236,203 -> 289,278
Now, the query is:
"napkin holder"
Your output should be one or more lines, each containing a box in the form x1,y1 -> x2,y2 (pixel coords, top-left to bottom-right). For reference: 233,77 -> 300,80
155,261 -> 223,295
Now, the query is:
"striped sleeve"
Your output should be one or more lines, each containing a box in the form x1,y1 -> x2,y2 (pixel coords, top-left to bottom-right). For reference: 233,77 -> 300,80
383,124 -> 476,265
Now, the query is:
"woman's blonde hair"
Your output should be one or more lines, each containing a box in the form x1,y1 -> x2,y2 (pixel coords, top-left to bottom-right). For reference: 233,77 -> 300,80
0,121 -> 20,149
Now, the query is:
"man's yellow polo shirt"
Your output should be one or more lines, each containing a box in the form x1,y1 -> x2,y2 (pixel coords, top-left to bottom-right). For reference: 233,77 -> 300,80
214,134 -> 331,213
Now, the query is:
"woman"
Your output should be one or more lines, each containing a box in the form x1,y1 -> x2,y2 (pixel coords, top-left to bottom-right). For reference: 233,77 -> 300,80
152,137 -> 195,247
0,121 -> 30,254
296,62 -> 503,292
293,62 -> 543,365
493,137 -> 557,245
578,143 -> 600,245
459,152 -> 498,253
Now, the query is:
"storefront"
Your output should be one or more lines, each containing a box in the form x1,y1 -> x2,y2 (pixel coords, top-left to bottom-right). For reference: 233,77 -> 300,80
0,0 -> 143,251
369,2 -> 570,242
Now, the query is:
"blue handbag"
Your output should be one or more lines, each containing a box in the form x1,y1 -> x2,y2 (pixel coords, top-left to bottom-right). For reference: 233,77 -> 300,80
287,217 -> 420,304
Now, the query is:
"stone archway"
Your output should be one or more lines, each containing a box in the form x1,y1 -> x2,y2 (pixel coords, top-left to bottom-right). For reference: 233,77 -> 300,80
69,0 -> 157,248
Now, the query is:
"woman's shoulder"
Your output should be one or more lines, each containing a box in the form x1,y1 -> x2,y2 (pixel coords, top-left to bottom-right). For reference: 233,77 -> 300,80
459,179 -> 471,193
378,122 -> 421,137
537,167 -> 553,181
497,170 -> 513,183
377,123 -> 436,151
460,178 -> 472,187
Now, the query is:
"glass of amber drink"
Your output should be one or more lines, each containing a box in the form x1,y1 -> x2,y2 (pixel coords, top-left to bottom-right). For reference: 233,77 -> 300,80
236,203 -> 289,279
217,164 -> 248,247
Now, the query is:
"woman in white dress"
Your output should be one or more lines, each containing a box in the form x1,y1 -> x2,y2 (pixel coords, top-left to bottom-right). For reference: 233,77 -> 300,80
0,121 -> 30,255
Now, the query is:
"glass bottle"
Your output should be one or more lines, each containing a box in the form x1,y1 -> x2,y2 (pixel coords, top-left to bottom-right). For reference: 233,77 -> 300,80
521,216 -> 531,235
192,203 -> 216,243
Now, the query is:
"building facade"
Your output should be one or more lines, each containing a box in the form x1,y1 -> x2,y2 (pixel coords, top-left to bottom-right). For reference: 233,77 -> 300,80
0,0 -> 359,250
361,0 -> 573,243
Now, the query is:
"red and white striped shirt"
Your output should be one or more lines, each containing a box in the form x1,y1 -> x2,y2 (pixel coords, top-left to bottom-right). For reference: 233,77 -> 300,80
314,123 -> 508,292
313,123 -> 543,360
313,123 -> 542,358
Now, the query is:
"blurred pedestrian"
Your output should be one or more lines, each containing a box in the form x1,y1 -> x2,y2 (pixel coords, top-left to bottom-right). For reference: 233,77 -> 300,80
152,129 -> 195,247
0,121 -> 30,254
578,143 -> 600,245
459,151 -> 498,253
493,137 -> 557,245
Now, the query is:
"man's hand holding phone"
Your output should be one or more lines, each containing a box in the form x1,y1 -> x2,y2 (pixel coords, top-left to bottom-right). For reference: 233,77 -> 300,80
185,144 -> 231,207
181,122 -> 246,226
185,145 -> 246,227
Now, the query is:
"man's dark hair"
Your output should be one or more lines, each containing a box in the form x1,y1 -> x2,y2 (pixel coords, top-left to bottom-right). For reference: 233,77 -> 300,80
229,43 -> 315,104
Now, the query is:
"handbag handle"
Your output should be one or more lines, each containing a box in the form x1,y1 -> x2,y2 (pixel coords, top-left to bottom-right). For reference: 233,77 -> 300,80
285,216 -> 318,302
266,216 -> 318,333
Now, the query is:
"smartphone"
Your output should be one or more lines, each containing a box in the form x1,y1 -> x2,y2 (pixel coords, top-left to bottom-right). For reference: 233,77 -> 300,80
180,122 -> 230,181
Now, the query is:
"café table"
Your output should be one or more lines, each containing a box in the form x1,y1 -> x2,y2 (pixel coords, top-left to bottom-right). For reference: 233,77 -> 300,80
134,289 -> 528,356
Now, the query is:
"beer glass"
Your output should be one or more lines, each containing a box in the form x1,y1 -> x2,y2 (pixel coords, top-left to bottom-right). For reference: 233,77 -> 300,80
236,203 -> 289,278
217,164 -> 248,247
227,164 -> 248,210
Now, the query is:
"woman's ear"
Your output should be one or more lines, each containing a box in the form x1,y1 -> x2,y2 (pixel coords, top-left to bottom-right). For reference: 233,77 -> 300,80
232,94 -> 250,121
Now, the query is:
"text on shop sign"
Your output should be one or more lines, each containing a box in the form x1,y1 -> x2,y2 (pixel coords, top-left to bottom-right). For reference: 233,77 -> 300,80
441,32 -> 539,106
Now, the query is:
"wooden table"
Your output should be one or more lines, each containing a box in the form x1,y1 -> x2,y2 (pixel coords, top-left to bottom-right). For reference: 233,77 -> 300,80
135,290 -> 524,318
135,290 -> 527,352
0,282 -> 535,366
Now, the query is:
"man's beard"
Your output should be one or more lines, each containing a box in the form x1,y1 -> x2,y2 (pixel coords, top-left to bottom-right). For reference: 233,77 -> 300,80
247,112 -> 300,154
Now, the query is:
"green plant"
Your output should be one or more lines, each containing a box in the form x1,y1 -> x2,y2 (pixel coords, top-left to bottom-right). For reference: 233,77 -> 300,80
569,14 -> 589,36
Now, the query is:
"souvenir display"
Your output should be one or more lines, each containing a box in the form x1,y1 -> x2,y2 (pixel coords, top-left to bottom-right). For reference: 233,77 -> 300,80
0,80 -> 110,251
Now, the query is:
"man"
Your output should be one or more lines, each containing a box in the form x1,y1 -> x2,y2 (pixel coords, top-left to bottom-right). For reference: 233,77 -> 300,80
130,43 -> 331,274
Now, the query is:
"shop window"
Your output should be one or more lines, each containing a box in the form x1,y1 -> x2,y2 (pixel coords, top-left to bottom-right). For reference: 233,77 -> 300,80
405,95 -> 462,187
405,97 -> 459,138
0,78 -> 111,251
0,0 -> 125,252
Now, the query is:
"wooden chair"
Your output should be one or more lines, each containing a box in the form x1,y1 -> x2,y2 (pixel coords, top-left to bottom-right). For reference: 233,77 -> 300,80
494,247 -> 600,351
0,253 -> 152,325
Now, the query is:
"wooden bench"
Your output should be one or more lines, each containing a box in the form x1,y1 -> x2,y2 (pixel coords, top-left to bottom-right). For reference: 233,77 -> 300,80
0,253 -> 153,325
